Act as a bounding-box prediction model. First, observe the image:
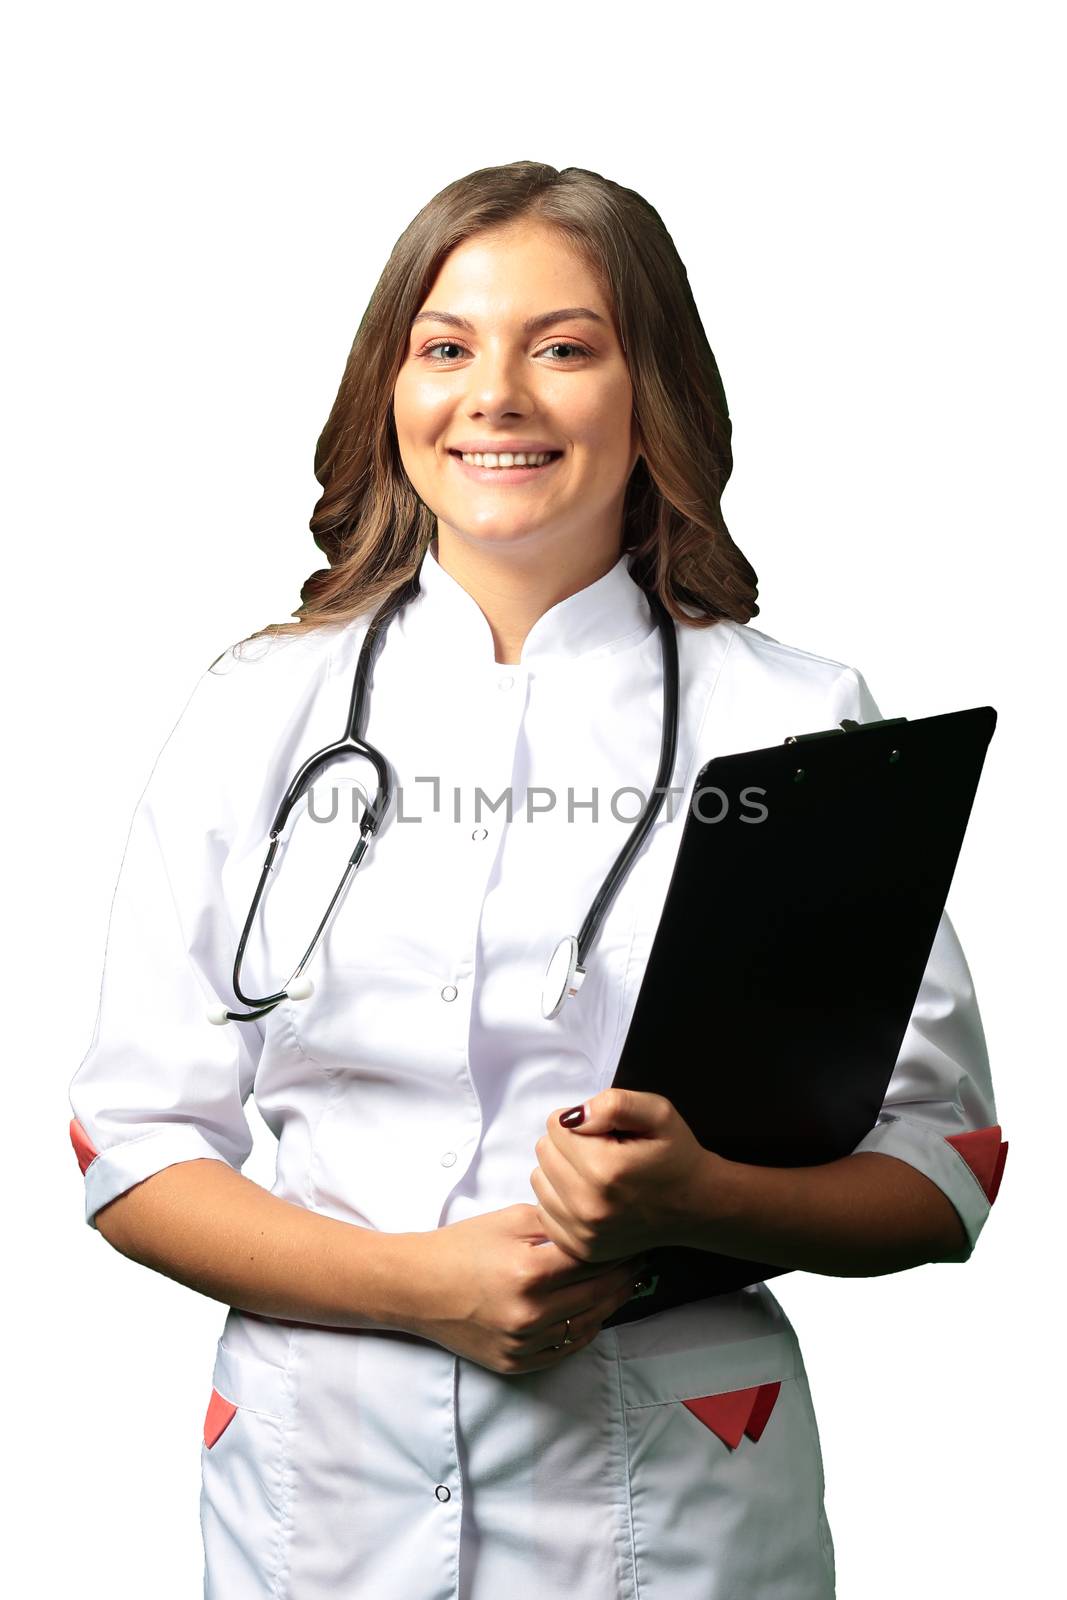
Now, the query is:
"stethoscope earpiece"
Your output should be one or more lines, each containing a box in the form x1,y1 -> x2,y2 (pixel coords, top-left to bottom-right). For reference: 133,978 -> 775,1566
207,974 -> 314,1026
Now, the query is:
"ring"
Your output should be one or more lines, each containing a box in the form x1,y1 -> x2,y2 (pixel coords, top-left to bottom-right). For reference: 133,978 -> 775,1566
551,1317 -> 574,1351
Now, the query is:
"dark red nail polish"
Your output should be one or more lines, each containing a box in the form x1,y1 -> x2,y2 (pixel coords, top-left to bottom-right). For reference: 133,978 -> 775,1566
559,1104 -> 586,1128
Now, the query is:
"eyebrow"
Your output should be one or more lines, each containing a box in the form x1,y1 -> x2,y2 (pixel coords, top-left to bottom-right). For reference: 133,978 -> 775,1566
410,306 -> 608,336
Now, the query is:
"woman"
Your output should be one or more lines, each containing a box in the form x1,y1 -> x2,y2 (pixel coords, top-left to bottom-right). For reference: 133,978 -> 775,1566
68,161 -> 1005,1598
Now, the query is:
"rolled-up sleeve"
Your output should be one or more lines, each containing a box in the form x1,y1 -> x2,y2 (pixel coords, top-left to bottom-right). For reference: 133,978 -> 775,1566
68,662 -> 264,1230
830,666 -> 1007,1260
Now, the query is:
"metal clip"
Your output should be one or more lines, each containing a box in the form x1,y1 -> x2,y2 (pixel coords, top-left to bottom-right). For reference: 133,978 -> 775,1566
784,715 -> 908,745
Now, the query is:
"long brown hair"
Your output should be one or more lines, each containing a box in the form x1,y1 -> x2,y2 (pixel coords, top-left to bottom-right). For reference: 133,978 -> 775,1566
240,160 -> 758,650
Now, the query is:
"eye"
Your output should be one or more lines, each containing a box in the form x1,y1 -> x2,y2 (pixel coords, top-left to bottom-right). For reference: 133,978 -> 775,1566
420,340 -> 467,363
417,339 -> 592,364
540,342 -> 591,361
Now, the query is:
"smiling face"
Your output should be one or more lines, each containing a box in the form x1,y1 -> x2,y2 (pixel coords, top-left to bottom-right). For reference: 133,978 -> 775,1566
392,219 -> 640,569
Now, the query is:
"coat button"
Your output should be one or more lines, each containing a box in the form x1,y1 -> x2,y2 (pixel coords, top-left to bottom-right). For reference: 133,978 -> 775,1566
497,674 -> 514,690
435,1485 -> 451,1502
441,984 -> 458,1002
472,827 -> 488,840
441,1151 -> 457,1167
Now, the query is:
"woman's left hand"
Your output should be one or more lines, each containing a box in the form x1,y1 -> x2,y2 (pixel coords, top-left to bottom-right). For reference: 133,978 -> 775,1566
530,1087 -> 715,1263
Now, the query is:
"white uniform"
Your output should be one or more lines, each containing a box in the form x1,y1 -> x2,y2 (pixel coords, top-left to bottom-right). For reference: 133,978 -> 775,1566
68,541 -> 1006,1598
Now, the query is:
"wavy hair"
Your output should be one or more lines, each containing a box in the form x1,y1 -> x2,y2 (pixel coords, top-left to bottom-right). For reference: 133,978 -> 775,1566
240,159 -> 758,649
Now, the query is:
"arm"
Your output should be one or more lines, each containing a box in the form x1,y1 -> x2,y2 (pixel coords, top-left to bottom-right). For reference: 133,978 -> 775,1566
69,653 -> 426,1333
535,671 -> 1006,1277
674,1147 -> 970,1274
681,670 -> 1006,1277
94,1157 -> 428,1332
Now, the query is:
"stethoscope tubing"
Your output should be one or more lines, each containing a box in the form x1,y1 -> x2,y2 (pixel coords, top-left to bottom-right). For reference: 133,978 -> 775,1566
212,566 -> 678,1025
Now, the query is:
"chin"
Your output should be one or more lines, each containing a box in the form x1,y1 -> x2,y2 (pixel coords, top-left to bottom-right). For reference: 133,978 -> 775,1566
439,518 -> 555,550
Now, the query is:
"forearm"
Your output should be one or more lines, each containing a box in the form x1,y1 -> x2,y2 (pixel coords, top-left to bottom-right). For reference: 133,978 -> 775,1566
94,1158 -> 428,1332
675,1150 -> 971,1276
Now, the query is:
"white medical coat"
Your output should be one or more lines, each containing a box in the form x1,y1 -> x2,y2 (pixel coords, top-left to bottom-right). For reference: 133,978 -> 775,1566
69,540 -> 1005,1598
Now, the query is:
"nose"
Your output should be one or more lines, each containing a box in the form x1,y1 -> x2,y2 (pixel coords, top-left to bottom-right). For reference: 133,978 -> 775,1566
462,341 -> 535,421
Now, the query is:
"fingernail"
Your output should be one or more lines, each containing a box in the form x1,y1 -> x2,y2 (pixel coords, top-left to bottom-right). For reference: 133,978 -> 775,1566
559,1103 -> 586,1128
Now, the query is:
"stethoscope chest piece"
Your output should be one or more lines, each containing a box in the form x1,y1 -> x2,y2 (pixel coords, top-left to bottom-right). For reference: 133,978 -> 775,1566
542,935 -> 586,1020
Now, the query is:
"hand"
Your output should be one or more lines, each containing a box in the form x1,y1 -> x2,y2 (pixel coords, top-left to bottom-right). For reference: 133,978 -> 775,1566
404,1203 -> 653,1376
530,1087 -> 713,1263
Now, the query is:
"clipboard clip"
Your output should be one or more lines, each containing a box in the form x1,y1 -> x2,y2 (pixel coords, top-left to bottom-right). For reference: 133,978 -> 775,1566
784,716 -> 908,744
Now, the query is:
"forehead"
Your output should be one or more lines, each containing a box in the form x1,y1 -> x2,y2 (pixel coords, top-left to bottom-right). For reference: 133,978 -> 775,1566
418,222 -> 608,317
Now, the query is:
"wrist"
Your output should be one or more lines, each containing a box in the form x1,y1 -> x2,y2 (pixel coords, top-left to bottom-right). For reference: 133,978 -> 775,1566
341,1226 -> 434,1334
672,1150 -> 747,1252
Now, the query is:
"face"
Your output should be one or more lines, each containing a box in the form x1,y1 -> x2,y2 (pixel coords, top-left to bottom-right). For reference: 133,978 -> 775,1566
392,219 -> 640,566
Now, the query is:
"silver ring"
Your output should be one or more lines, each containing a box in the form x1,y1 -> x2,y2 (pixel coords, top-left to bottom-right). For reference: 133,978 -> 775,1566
551,1317 -> 574,1351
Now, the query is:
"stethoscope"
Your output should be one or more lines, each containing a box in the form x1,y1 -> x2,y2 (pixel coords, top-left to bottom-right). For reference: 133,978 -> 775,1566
207,558 -> 679,1027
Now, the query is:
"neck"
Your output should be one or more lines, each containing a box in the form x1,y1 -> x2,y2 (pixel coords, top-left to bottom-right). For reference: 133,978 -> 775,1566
430,529 -> 625,665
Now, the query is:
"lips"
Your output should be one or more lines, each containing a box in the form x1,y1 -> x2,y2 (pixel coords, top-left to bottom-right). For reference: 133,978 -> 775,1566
448,450 -> 564,485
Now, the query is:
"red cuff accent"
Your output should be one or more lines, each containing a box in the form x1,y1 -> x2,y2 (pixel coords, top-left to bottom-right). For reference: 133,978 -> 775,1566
203,1388 -> 238,1449
683,1381 -> 782,1450
945,1124 -> 1008,1204
69,1117 -> 99,1176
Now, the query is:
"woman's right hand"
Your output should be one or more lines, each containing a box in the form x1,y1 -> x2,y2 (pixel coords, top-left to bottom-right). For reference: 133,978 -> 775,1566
402,1203 -> 652,1375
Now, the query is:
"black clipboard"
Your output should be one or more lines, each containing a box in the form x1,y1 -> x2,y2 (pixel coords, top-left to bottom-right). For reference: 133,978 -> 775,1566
603,704 -> 997,1327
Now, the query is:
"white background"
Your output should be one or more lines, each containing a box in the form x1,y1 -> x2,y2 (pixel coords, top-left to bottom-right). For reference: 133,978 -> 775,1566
6,2 -> 1060,1593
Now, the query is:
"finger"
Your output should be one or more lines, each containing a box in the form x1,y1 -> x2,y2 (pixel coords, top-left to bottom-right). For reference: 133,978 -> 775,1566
529,1168 -> 586,1259
538,1258 -> 651,1330
541,1243 -> 648,1288
580,1264 -> 654,1332
523,1320 -> 603,1370
535,1129 -> 595,1204
543,1115 -> 605,1179
530,1269 -> 647,1360
528,1226 -> 645,1283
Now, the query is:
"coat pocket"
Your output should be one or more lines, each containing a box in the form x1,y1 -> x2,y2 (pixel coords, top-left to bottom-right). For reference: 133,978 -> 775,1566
201,1339 -> 291,1447
612,1292 -> 802,1417
620,1369 -> 835,1598
200,1340 -> 293,1596
610,1298 -> 835,1594
681,1379 -> 783,1449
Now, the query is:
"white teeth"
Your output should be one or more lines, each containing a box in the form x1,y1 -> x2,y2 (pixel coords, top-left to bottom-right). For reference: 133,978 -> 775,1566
458,451 -> 556,468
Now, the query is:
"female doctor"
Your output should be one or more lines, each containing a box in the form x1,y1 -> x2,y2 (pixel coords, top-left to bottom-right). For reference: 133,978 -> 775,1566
68,161 -> 1006,1599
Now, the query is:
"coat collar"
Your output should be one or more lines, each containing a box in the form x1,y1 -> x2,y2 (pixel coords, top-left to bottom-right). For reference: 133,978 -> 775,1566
395,537 -> 655,670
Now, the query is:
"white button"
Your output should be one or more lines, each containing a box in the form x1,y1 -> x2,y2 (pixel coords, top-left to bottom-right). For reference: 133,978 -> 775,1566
497,674 -> 514,690
441,984 -> 458,1002
440,1150 -> 457,1167
435,1484 -> 451,1502
472,827 -> 488,841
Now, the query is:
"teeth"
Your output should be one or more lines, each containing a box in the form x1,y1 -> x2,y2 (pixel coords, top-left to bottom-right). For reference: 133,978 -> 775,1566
458,451 -> 556,468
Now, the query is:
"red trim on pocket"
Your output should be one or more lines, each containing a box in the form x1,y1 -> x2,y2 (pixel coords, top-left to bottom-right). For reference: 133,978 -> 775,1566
945,1124 -> 1008,1203
69,1117 -> 99,1175
745,1380 -> 782,1442
683,1381 -> 782,1449
204,1388 -> 238,1449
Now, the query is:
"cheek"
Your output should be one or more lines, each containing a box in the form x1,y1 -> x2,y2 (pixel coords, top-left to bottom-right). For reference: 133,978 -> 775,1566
561,382 -> 634,472
393,368 -> 452,445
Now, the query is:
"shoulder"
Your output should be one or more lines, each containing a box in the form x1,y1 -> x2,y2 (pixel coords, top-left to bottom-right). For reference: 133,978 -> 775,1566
207,619 -> 346,688
195,617 -> 368,722
712,616 -> 852,681
152,619 -> 364,779
689,617 -> 883,723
